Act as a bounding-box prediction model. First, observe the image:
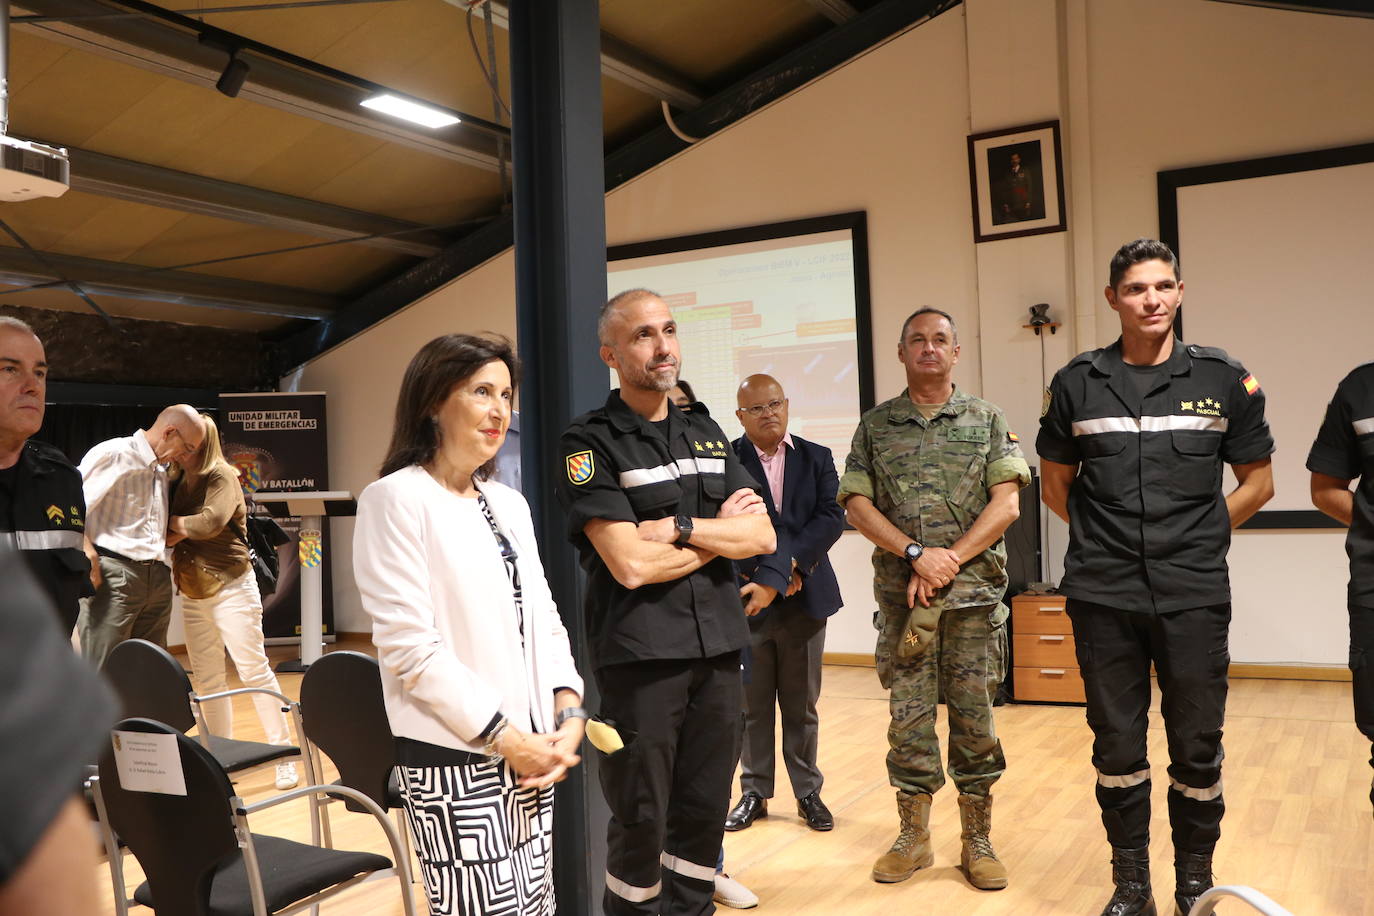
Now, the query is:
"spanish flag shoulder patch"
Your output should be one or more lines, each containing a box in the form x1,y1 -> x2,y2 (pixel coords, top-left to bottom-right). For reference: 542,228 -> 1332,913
1241,373 -> 1260,396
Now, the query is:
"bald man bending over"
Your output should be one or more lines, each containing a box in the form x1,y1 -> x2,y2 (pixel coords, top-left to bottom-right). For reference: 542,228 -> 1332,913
724,374 -> 846,835
78,404 -> 205,668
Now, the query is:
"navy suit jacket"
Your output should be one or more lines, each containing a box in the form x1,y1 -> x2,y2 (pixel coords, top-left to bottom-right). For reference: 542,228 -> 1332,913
733,433 -> 844,621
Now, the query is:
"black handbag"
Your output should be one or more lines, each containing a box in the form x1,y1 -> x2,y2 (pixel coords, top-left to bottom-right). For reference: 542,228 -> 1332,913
234,513 -> 287,597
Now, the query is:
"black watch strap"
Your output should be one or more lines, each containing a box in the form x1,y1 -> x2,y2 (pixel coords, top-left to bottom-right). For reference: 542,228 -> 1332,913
674,514 -> 694,547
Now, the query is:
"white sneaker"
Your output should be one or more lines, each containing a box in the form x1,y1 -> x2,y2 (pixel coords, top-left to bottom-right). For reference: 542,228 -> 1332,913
275,762 -> 299,790
713,873 -> 758,909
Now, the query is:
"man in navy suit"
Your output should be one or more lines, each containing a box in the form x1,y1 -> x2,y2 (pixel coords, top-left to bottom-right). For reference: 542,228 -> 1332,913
724,374 -> 845,833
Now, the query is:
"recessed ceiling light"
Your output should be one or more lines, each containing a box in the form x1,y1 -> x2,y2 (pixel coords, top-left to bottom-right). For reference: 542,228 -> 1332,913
360,94 -> 461,129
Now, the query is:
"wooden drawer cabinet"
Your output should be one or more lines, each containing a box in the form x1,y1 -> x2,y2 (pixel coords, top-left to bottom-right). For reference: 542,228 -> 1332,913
1010,595 -> 1085,704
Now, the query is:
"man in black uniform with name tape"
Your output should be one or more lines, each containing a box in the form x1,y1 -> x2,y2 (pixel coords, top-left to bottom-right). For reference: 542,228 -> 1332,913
1037,239 -> 1274,916
557,288 -> 776,915
1308,362 -> 1374,817
0,315 -> 94,635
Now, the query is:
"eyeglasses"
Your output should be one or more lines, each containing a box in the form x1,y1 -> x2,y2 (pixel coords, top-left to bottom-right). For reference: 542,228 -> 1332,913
171,428 -> 204,458
739,399 -> 786,417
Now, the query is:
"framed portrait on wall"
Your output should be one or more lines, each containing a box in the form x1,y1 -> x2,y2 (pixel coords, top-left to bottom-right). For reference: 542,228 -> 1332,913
967,120 -> 1067,243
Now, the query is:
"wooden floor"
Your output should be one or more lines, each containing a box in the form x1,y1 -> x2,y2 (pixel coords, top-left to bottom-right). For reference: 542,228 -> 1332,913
93,646 -> 1373,916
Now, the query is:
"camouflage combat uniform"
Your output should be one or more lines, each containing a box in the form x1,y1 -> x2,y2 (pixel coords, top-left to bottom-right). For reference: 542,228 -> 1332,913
838,387 -> 1030,798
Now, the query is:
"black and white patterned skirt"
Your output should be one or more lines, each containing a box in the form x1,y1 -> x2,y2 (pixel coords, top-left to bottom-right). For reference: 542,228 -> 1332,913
399,758 -> 556,916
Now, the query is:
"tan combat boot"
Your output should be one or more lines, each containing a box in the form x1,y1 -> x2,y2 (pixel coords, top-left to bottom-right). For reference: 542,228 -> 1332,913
957,793 -> 1008,890
871,791 -> 934,883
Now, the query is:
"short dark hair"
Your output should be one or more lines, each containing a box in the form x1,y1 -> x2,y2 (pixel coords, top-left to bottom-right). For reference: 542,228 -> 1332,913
1108,238 -> 1180,289
673,379 -> 697,403
899,307 -> 958,345
599,288 -> 661,345
379,334 -> 519,479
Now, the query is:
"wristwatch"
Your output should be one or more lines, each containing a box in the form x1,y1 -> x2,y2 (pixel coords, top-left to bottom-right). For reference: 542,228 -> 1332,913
674,514 -> 694,547
904,542 -> 925,563
555,706 -> 590,728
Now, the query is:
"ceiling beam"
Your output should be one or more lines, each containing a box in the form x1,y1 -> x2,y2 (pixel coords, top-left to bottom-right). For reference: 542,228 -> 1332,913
1206,0 -> 1374,17
801,0 -> 860,25
0,247 -> 340,318
446,0 -> 708,109
15,0 -> 508,171
54,142 -> 447,257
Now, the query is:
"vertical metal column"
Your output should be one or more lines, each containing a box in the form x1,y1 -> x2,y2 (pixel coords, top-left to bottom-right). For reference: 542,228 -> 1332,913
507,1 -> 609,912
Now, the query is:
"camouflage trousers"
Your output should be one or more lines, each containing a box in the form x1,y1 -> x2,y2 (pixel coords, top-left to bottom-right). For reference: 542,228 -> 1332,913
874,593 -> 1007,798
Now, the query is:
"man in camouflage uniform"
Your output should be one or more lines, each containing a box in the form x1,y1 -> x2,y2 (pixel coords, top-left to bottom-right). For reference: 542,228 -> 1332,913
838,307 -> 1030,890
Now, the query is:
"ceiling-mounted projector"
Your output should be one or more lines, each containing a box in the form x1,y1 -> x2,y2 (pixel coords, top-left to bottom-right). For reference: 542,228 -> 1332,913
0,135 -> 70,201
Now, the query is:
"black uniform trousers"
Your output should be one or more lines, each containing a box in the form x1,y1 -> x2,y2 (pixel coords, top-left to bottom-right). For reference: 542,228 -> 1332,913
1353,604 -> 1374,798
596,652 -> 742,916
1067,599 -> 1230,855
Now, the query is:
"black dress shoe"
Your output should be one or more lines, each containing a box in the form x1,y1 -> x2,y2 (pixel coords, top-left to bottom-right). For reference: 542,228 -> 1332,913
796,791 -> 833,831
725,793 -> 767,831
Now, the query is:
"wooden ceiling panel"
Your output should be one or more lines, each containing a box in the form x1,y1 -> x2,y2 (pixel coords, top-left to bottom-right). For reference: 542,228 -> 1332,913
7,29 -> 69,94
599,0 -> 823,84
6,42 -> 164,145
305,143 -> 503,226
0,283 -> 292,331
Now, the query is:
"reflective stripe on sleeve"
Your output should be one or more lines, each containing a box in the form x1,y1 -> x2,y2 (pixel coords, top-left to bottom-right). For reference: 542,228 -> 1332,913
618,457 -> 729,490
1169,778 -> 1222,801
1097,768 -> 1151,789
7,529 -> 87,551
605,871 -> 660,903
1072,415 -> 1229,436
660,851 -> 717,882
1354,417 -> 1374,436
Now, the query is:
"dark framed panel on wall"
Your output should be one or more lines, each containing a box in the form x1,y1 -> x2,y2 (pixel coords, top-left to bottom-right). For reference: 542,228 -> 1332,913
967,120 -> 1067,243
607,212 -> 874,479
1158,140 -> 1374,530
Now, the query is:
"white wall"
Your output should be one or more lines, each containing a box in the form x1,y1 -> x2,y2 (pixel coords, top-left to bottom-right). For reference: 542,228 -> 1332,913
293,0 -> 1374,666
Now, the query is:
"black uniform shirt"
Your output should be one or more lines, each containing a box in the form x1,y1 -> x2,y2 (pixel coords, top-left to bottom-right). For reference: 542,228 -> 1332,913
1306,361 -> 1374,606
0,440 -> 93,632
1037,339 -> 1274,614
557,391 -> 760,670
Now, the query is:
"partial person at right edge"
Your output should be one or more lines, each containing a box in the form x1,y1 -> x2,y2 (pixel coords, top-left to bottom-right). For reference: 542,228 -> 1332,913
1038,238 -> 1274,916
724,374 -> 845,836
1307,361 -> 1374,817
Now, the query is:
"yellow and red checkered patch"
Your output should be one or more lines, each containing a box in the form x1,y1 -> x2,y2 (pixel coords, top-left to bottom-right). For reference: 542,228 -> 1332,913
566,450 -> 595,485
1241,373 -> 1260,396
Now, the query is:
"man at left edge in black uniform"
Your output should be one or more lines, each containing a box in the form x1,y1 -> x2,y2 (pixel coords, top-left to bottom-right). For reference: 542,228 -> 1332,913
0,315 -> 94,634
556,288 -> 776,915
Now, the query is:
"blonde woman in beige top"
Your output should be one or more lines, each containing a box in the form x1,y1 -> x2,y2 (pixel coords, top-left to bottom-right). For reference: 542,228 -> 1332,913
168,413 -> 297,789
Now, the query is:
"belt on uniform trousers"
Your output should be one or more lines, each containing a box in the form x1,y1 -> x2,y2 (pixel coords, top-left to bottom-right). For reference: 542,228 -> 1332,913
95,545 -> 163,565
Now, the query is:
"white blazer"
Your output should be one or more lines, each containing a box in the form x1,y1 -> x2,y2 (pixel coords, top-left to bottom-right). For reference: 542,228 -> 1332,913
354,465 -> 584,753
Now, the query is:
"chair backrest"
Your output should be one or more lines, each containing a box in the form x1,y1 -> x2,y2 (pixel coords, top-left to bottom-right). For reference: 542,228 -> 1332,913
299,650 -> 397,811
96,717 -> 240,916
103,639 -> 197,733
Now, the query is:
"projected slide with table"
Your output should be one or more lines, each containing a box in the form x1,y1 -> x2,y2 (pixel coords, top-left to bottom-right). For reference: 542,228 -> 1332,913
607,216 -> 870,472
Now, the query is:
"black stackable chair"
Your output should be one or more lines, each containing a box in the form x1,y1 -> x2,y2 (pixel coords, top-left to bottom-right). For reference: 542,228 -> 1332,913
92,716 -> 417,916
102,638 -> 304,777
298,650 -> 413,868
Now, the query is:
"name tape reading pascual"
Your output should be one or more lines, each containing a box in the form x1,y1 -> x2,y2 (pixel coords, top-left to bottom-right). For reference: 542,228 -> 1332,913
228,410 -> 318,431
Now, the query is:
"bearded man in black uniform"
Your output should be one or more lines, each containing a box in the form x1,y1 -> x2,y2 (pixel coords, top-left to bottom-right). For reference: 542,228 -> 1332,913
1037,239 -> 1274,916
557,288 -> 775,915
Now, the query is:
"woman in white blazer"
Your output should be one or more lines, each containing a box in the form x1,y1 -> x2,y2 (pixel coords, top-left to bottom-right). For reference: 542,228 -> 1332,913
354,334 -> 586,916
